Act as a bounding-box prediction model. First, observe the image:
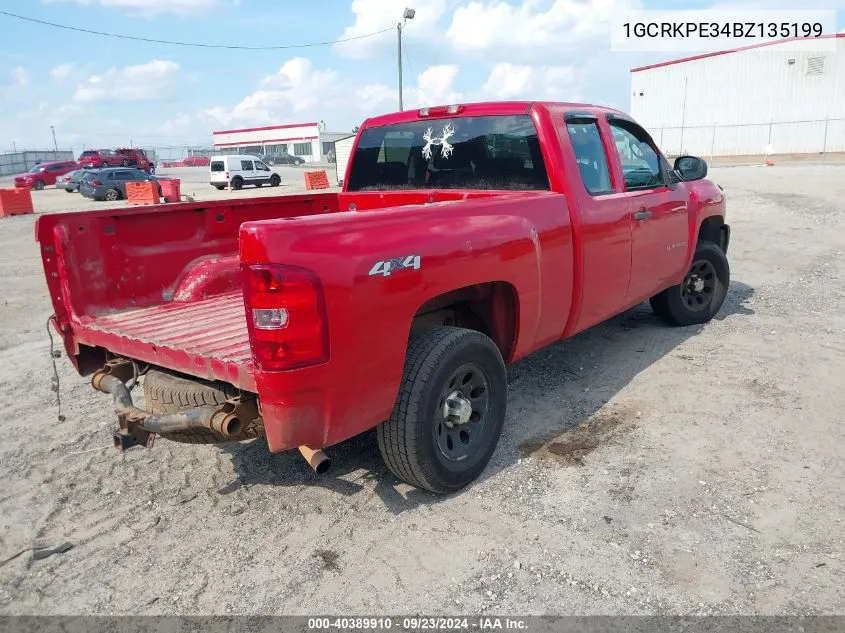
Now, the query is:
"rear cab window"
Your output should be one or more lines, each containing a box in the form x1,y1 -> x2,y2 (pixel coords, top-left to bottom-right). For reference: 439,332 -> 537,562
346,115 -> 550,191
565,119 -> 613,196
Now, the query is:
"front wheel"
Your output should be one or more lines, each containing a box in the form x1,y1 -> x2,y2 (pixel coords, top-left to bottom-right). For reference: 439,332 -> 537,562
270,174 -> 281,187
33,180 -> 45,191
121,159 -> 130,167
650,241 -> 729,326
377,327 -> 507,494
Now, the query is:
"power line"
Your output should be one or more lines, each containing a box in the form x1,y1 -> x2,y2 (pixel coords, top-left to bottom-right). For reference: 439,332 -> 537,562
0,10 -> 394,50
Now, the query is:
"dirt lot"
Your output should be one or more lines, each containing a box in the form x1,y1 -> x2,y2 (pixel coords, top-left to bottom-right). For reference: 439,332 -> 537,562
0,164 -> 341,213
0,164 -> 843,616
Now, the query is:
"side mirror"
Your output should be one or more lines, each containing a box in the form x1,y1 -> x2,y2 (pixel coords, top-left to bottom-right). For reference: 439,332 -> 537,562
674,155 -> 708,181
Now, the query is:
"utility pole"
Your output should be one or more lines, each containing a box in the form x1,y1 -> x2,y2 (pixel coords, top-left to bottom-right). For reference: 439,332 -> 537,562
50,126 -> 58,152
398,8 -> 415,111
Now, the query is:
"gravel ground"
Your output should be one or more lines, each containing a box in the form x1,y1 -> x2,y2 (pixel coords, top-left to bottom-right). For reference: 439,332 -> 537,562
0,164 -> 341,213
0,164 -> 843,615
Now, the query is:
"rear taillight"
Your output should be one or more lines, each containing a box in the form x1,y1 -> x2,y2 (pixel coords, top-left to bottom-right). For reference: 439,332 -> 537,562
225,171 -> 230,179
242,264 -> 329,371
91,179 -> 102,185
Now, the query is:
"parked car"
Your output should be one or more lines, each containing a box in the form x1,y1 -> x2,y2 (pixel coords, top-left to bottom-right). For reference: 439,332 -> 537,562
14,160 -> 80,190
264,150 -> 304,166
183,155 -> 210,167
37,100 -> 729,494
209,154 -> 281,190
79,168 -> 161,201
115,148 -> 155,173
55,169 -> 91,193
78,150 -> 124,169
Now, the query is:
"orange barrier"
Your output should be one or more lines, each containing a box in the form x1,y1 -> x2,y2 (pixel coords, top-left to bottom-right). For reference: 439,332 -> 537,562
0,188 -> 34,217
304,170 -> 330,190
159,178 -> 181,203
126,181 -> 161,205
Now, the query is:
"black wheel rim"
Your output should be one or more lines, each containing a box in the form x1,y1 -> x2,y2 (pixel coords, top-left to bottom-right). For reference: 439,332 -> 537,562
681,259 -> 717,312
434,363 -> 491,462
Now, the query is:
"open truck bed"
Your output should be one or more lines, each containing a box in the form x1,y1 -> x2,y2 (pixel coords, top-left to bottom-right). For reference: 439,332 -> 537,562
37,193 -> 342,390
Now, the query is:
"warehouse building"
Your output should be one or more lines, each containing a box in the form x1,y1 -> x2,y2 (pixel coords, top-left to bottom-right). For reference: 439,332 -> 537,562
212,122 -> 351,163
630,34 -> 844,157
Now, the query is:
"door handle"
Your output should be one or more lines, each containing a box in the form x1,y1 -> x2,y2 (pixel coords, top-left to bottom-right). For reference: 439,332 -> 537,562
634,209 -> 652,221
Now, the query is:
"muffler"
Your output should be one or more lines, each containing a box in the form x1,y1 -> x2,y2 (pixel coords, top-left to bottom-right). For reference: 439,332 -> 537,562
91,364 -> 255,450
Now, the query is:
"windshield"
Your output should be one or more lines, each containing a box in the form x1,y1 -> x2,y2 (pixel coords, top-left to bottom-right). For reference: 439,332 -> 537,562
346,115 -> 549,192
27,164 -> 45,173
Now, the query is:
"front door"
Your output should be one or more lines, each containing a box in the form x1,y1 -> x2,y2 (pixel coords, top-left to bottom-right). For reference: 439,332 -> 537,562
607,119 -> 690,304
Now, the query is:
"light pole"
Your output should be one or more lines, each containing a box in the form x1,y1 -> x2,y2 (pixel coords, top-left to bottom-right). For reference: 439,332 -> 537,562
50,125 -> 58,152
398,7 -> 415,111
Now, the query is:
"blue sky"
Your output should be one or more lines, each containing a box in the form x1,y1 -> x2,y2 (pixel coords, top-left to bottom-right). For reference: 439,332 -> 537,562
0,0 -> 843,152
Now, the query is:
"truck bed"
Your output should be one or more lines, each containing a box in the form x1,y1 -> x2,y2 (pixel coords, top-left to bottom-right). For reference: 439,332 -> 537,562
78,292 -> 255,391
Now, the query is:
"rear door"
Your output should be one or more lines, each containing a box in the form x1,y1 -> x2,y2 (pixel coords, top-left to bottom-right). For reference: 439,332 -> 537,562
560,113 -> 633,333
113,169 -> 136,195
605,117 -> 690,303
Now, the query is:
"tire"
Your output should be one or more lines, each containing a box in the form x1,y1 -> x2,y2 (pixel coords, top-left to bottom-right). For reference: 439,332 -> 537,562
34,180 -> 45,191
121,159 -> 130,167
65,188 -> 74,194
101,162 -> 109,168
254,182 -> 263,188
214,185 -> 225,190
104,188 -> 120,202
650,241 -> 730,326
231,177 -> 243,190
377,327 -> 507,494
269,174 -> 281,187
143,369 -> 263,444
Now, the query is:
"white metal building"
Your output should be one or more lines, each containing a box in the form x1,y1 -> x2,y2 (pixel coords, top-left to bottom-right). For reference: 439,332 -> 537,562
212,122 -> 351,163
333,135 -> 355,186
630,35 -> 844,157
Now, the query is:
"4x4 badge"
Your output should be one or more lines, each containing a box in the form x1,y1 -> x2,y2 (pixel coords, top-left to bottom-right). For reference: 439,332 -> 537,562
368,255 -> 421,277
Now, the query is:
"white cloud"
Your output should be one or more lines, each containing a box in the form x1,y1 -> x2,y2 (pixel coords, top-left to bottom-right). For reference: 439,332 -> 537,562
11,67 -> 29,87
354,64 -> 463,113
73,60 -> 180,103
447,0 -> 642,54
43,0 -> 237,17
204,58 -> 338,126
481,63 -> 579,100
333,0 -> 447,58
50,63 -> 76,81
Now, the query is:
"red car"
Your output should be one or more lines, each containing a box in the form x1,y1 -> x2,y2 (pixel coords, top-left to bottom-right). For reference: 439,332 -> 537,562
14,160 -> 80,190
183,155 -> 210,167
37,100 -> 729,493
115,148 -> 154,173
78,149 -> 123,169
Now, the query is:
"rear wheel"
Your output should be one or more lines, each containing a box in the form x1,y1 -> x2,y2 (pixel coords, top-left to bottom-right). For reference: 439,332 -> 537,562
377,327 -> 507,494
270,174 -> 281,187
143,369 -> 262,444
214,185 -> 225,190
65,188 -> 74,194
104,188 -> 120,202
121,159 -> 130,167
101,161 -> 109,168
650,241 -> 729,326
231,177 -> 243,190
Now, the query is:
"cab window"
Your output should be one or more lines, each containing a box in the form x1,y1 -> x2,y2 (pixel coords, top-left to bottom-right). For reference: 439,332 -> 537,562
240,160 -> 254,170
565,121 -> 613,196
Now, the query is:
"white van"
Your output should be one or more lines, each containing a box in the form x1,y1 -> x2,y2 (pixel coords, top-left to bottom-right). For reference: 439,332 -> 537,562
209,154 -> 281,190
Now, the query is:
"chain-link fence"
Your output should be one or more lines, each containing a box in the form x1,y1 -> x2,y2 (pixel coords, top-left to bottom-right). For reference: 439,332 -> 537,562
0,150 -> 76,177
648,118 -> 845,159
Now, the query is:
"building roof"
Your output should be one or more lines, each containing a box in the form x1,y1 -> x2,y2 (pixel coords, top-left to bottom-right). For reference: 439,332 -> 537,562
630,33 -> 844,73
212,122 -> 319,135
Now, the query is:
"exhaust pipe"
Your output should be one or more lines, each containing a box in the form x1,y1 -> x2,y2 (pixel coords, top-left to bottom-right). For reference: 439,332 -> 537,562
298,446 -> 331,474
92,370 -> 248,438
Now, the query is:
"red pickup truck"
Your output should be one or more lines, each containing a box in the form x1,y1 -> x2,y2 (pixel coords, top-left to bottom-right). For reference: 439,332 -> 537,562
37,101 -> 729,493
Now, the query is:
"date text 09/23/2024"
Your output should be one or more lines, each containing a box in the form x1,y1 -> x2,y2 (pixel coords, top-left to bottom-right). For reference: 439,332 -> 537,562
308,617 -> 528,630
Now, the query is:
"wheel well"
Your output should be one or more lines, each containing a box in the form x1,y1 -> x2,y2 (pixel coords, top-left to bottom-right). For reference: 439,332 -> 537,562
698,216 -> 725,248
410,282 -> 517,360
